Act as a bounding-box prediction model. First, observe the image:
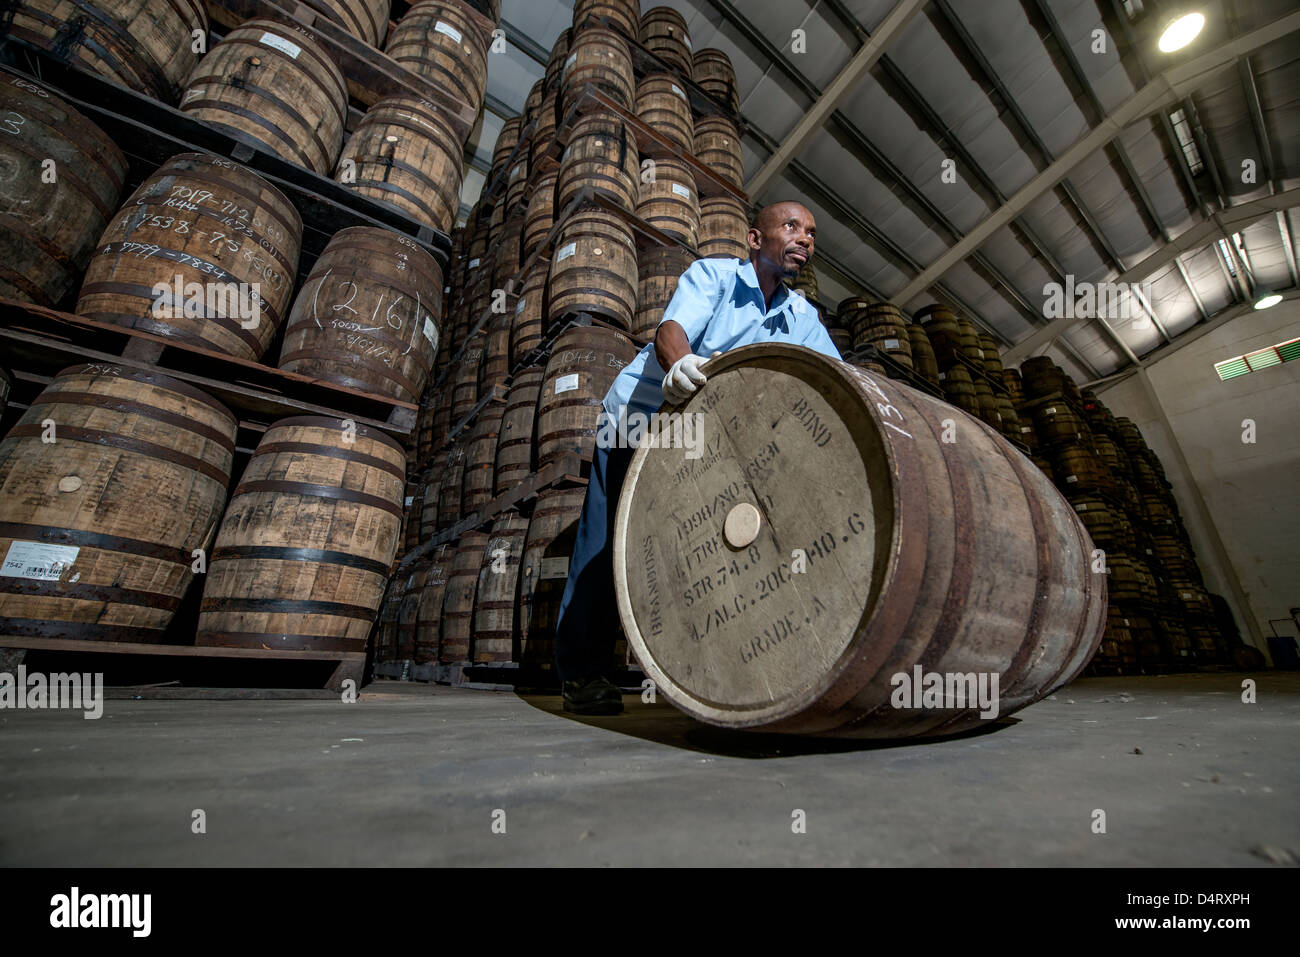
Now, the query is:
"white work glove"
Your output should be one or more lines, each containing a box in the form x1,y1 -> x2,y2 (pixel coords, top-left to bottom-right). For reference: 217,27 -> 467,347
662,351 -> 720,403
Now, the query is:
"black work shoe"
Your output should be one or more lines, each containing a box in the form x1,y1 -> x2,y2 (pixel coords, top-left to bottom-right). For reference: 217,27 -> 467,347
562,675 -> 625,715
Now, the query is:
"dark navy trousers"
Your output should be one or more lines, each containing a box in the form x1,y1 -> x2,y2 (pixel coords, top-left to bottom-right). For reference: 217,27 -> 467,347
553,417 -> 636,683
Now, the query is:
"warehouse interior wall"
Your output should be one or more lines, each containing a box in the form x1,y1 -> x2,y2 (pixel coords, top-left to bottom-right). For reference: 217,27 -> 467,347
1097,300 -> 1300,656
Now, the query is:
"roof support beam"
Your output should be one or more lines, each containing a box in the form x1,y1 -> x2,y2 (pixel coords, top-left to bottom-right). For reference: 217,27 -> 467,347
1002,187 -> 1300,363
890,8 -> 1300,306
746,0 -> 927,195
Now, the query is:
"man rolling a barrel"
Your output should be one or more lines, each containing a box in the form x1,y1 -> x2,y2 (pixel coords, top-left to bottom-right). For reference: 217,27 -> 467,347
556,201 -> 841,715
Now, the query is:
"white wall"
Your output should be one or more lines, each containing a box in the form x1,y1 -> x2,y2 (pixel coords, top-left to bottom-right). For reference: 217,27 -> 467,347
1097,299 -> 1300,655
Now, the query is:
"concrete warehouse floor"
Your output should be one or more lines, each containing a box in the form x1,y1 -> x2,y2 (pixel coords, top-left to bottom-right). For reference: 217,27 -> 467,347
1,672 -> 1297,867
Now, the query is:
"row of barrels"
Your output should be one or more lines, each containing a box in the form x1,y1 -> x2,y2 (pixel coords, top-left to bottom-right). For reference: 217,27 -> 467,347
375,488 -> 607,670
8,0 -> 492,135
2,63 -> 457,401
0,365 -> 404,654
410,324 -> 638,545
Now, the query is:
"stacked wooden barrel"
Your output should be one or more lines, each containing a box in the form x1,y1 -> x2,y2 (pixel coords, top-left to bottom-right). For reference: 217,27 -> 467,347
378,8 -> 749,678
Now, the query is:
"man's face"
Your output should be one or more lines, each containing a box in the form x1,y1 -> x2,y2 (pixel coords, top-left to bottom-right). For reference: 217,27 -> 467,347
748,203 -> 816,281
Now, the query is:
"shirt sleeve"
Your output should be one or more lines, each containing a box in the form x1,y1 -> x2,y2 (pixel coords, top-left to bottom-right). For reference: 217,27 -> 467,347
657,259 -> 727,347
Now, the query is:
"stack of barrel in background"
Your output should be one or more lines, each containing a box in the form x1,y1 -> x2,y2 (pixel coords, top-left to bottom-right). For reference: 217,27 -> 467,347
0,0 -> 506,685
1009,355 -> 1235,675
374,1 -> 753,684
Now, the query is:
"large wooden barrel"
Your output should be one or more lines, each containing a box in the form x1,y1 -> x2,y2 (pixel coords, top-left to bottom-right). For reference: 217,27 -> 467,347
298,0 -> 390,47
523,78 -> 545,131
439,529 -> 488,662
634,245 -> 696,338
547,206 -> 638,329
698,194 -> 749,259
562,24 -> 634,111
635,73 -> 693,151
0,69 -> 127,307
0,365 -> 236,641
635,156 -> 699,246
510,262 -> 547,365
336,96 -> 464,234
536,325 -> 638,466
544,28 -> 571,91
613,345 -> 1106,737
693,48 -> 740,113
461,402 -> 505,513
532,86 -> 562,170
518,486 -> 584,668
414,543 -> 451,662
493,213 -> 524,290
491,116 -> 523,174
572,0 -> 639,41
905,323 -> 941,386
557,111 -> 640,213
278,227 -> 443,404
196,417 -> 405,654
77,153 -> 302,361
450,331 -> 485,422
181,19 -> 347,174
6,0 -> 207,103
493,366 -> 544,493
693,115 -> 743,187
472,508 -> 529,661
437,444 -> 467,529
639,7 -> 693,78
523,167 -> 559,260
479,311 -> 511,399
394,560 -> 428,661
386,1 -> 489,125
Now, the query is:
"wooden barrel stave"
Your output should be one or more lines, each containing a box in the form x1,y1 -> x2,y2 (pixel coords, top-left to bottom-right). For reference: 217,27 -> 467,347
635,156 -> 699,247
698,194 -> 749,259
547,206 -> 639,330
493,366 -> 544,494
634,73 -> 693,150
439,529 -> 487,662
556,111 -> 640,213
693,115 -> 743,187
639,6 -> 693,78
692,48 -> 739,113
471,508 -> 528,661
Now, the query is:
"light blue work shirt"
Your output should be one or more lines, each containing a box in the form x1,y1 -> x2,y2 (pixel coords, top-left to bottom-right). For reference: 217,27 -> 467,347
602,257 -> 842,424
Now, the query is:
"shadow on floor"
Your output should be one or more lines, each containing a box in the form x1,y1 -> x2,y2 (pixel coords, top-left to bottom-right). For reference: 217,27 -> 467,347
516,694 -> 1020,758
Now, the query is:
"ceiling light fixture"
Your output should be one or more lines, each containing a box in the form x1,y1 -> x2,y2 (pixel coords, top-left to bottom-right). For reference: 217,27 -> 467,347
1253,292 -> 1283,310
1158,11 -> 1205,51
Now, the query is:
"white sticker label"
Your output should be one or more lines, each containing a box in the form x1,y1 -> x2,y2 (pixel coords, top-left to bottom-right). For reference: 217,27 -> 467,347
511,162 -> 525,180
671,83 -> 686,100
515,297 -> 527,314
565,52 -> 578,72
259,32 -> 301,59
405,496 -> 414,507
1020,426 -> 1032,433
468,257 -> 480,269
554,373 -> 580,395
883,338 -> 900,349
1065,475 -> 1078,483
1,541 -> 79,581
557,242 -> 577,262
1045,406 -> 1057,415
683,34 -> 692,50
539,556 -> 570,579
671,182 -> 691,198
1181,591 -> 1193,599
434,20 -> 463,44
423,317 -> 437,343
1076,503 -> 1088,511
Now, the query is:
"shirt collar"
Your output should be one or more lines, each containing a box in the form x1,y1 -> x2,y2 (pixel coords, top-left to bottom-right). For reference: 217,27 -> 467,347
738,259 -> 794,315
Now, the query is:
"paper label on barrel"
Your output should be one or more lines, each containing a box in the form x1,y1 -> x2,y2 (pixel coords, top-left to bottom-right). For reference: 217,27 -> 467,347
565,52 -> 578,72
1045,406 -> 1057,414
671,83 -> 686,100
1065,475 -> 1078,483
1020,426 -> 1032,433
516,297 -> 527,314
511,162 -> 525,180
883,338 -> 900,349
539,556 -> 569,579
434,21 -> 463,43
405,497 -> 413,507
259,32 -> 301,58
557,242 -> 577,262
671,182 -> 692,198
468,257 -> 480,269
1,541 -> 79,581
554,373 -> 580,395
423,317 -> 437,343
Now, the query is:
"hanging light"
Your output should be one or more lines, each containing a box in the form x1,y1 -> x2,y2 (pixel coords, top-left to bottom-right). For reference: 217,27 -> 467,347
1157,11 -> 1206,51
1253,291 -> 1283,310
